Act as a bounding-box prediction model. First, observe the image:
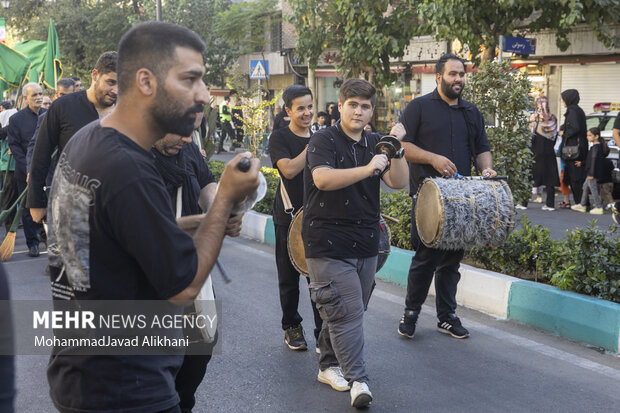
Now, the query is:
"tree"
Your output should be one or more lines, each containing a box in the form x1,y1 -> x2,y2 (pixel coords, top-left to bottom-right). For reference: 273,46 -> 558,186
287,0 -> 418,89
417,0 -> 620,65
463,60 -> 533,206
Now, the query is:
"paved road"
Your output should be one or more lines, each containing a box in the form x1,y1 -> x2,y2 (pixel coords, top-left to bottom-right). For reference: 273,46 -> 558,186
212,151 -> 619,240
6,234 -> 620,412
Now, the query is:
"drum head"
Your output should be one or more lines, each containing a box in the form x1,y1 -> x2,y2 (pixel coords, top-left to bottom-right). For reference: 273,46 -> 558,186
287,208 -> 308,276
415,179 -> 444,248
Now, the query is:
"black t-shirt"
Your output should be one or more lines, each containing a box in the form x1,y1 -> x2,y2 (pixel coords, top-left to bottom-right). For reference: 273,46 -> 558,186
614,114 -> 620,130
153,142 -> 216,216
269,126 -> 310,225
302,125 -> 382,259
28,90 -> 99,208
400,89 -> 490,194
46,121 -> 197,412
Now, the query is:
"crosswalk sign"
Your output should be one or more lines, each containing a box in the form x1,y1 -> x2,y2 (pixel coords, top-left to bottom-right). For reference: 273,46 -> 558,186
250,60 -> 269,79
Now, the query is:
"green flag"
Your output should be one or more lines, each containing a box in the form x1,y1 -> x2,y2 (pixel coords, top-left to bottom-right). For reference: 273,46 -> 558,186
43,18 -> 62,89
14,40 -> 47,83
0,42 -> 31,88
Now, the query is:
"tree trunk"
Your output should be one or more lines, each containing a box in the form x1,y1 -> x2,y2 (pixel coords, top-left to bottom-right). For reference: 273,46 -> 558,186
308,66 -> 317,122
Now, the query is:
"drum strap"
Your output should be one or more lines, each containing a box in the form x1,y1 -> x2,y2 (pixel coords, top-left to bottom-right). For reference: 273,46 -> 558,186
279,177 -> 295,218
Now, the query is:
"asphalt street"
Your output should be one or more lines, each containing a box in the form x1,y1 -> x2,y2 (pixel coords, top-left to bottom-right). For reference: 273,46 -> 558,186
5,232 -> 620,413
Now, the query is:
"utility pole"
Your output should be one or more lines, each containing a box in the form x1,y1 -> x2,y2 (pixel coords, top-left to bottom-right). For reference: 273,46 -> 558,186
156,0 -> 162,21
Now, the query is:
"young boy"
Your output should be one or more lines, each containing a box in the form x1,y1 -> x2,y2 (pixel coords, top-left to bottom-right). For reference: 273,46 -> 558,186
269,85 -> 323,352
311,111 -> 329,133
302,78 -> 408,408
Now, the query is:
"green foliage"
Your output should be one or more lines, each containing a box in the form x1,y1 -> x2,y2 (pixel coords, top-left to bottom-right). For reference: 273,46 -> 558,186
379,189 -> 412,250
214,0 -> 279,55
287,0 -> 418,89
207,160 -> 278,215
417,0 -> 620,65
463,60 -> 532,205
5,0 -> 235,88
468,218 -> 620,303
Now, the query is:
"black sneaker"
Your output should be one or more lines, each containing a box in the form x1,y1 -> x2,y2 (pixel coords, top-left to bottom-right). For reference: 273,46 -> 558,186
284,325 -> 307,351
398,310 -> 417,339
437,315 -> 469,339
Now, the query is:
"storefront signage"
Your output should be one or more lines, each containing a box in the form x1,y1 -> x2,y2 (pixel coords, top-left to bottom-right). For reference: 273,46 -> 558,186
502,36 -> 536,55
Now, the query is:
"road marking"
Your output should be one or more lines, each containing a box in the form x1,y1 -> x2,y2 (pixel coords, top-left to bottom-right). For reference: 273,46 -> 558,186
230,238 -> 620,380
373,289 -> 620,381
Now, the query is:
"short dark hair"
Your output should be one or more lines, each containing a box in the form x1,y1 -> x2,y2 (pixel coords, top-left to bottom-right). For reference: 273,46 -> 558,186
436,53 -> 466,75
94,51 -> 118,76
339,79 -> 376,107
0,101 -> 11,110
69,76 -> 81,82
282,85 -> 312,109
56,78 -> 76,90
117,22 -> 205,95
317,111 -> 328,118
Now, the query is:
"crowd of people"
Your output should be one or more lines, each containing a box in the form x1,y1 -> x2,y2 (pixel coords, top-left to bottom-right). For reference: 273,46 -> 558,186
0,19 -> 617,413
518,89 -> 620,218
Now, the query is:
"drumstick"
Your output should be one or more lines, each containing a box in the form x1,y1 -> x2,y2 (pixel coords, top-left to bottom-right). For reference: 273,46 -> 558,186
215,258 -> 232,284
380,214 -> 400,224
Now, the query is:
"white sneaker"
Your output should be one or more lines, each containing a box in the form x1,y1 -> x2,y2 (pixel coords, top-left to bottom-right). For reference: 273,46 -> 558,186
350,381 -> 373,408
515,204 -> 527,210
317,367 -> 350,391
541,205 -> 555,211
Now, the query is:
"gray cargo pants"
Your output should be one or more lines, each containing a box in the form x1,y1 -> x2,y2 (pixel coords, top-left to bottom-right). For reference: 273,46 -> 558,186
306,256 -> 377,385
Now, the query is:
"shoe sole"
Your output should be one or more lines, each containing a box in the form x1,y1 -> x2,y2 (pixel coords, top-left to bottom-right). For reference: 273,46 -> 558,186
352,393 -> 372,408
397,327 -> 414,339
317,375 -> 350,392
437,327 -> 469,339
284,339 -> 307,351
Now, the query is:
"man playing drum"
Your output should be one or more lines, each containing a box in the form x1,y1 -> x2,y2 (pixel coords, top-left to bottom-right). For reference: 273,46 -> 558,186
269,85 -> 323,352
397,53 -> 497,340
302,79 -> 408,408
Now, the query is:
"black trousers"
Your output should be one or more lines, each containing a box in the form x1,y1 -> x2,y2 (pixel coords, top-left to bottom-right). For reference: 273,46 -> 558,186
176,353 -> 211,413
404,204 -> 464,321
275,224 -> 322,339
1,171 -> 17,233
14,168 -> 39,248
221,121 -> 236,146
565,161 -> 586,205
544,185 -> 555,208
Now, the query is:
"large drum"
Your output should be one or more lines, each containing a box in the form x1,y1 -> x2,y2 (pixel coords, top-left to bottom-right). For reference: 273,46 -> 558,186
415,177 -> 514,250
287,208 -> 391,276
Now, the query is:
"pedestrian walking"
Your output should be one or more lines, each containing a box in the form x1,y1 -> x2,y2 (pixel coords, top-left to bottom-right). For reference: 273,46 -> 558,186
571,127 -> 608,215
530,96 -> 560,211
560,89 -> 588,206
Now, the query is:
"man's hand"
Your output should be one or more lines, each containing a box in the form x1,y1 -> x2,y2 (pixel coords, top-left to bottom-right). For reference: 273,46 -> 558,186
367,154 -> 389,176
30,208 -> 46,223
225,214 -> 243,237
431,154 -> 458,176
217,153 -> 260,206
481,168 -> 498,178
389,123 -> 406,141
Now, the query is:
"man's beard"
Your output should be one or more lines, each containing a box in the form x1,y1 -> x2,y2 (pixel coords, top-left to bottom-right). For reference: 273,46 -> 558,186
95,81 -> 116,108
152,85 -> 203,137
441,76 -> 463,100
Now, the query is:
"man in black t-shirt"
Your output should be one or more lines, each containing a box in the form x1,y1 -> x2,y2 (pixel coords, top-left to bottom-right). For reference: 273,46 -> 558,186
46,22 -> 260,413
269,85 -> 322,352
397,54 -> 496,342
302,79 -> 408,408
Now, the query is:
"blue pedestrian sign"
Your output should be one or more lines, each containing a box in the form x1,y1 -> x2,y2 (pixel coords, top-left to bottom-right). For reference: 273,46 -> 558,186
502,36 -> 536,55
250,60 -> 269,79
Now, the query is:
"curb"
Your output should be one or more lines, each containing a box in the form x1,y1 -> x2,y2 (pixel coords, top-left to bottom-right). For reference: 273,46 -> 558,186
240,211 -> 620,353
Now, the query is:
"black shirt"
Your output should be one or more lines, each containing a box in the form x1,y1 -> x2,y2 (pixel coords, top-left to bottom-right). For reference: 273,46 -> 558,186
7,106 -> 46,173
152,142 -> 216,216
27,90 -> 99,208
269,126 -> 310,225
400,88 -> 490,194
46,121 -> 197,412
614,114 -> 620,130
302,125 -> 382,259
272,111 -> 290,131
